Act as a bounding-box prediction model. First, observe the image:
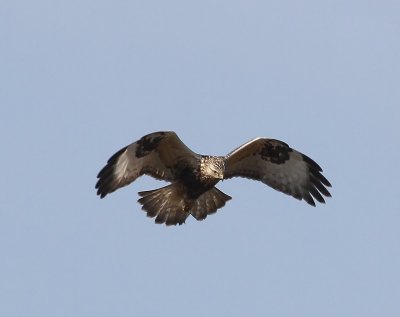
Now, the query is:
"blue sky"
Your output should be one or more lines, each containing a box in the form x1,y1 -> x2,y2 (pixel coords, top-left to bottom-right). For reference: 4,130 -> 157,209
1,0 -> 400,316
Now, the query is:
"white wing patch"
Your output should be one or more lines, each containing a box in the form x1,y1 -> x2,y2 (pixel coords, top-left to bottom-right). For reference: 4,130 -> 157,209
112,143 -> 150,188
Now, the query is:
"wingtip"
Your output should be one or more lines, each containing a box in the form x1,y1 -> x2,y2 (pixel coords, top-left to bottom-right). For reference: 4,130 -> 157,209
302,154 -> 323,172
95,187 -> 107,199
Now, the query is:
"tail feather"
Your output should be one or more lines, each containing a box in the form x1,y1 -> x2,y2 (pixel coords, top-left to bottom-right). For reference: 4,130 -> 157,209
138,184 -> 232,225
138,184 -> 190,226
190,188 -> 232,221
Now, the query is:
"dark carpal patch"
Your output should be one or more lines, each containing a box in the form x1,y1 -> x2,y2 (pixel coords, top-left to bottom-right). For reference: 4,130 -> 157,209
136,133 -> 165,158
260,140 -> 292,164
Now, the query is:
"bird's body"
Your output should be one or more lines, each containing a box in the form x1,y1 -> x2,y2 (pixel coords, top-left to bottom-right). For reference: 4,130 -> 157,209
96,131 -> 331,225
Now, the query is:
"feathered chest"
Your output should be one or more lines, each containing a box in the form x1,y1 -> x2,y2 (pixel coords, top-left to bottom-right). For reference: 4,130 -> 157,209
175,156 -> 224,197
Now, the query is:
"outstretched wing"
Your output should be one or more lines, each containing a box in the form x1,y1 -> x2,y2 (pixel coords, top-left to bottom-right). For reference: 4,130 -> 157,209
224,138 -> 331,206
96,131 -> 200,198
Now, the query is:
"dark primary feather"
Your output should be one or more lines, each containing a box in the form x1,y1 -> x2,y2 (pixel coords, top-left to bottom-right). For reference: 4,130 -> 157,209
96,146 -> 128,198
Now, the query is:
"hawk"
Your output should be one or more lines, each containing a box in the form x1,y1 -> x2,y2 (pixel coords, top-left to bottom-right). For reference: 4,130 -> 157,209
96,131 -> 331,225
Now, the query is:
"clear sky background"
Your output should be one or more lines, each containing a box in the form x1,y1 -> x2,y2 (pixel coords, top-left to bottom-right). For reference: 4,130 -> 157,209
1,0 -> 400,316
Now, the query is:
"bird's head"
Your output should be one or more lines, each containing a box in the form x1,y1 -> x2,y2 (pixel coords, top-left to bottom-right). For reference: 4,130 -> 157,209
201,156 -> 225,181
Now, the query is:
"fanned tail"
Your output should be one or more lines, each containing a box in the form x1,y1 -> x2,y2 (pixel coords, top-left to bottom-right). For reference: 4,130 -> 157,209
190,188 -> 232,221
138,185 -> 232,225
138,184 -> 190,226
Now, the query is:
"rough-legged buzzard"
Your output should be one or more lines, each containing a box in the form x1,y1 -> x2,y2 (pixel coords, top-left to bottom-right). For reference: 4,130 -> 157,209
96,131 -> 331,225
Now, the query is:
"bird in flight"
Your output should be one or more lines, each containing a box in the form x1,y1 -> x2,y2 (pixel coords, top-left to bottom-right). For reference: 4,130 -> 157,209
96,131 -> 331,225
